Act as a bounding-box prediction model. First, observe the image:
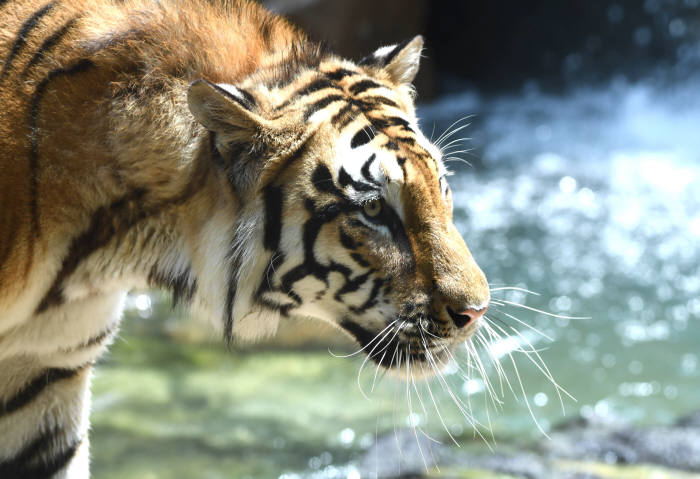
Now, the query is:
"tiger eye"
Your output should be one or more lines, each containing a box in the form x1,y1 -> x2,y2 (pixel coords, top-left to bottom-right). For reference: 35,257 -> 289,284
363,199 -> 382,217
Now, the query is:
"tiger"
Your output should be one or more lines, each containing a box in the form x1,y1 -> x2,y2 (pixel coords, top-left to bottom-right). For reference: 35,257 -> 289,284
0,0 -> 491,476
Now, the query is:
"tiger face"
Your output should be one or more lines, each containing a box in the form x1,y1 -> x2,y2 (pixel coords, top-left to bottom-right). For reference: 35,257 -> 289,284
188,37 -> 490,372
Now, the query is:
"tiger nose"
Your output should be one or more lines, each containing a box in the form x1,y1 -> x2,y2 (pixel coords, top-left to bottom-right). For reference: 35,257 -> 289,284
446,303 -> 489,329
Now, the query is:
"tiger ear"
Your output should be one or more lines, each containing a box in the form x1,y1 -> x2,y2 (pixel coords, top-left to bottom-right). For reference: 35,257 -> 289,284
187,79 -> 266,140
188,79 -> 272,193
359,35 -> 424,85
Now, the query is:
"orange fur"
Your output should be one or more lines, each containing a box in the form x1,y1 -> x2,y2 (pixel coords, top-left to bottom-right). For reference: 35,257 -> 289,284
0,0 -> 304,294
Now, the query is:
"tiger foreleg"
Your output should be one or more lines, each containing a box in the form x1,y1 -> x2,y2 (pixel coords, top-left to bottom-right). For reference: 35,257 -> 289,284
0,355 -> 94,478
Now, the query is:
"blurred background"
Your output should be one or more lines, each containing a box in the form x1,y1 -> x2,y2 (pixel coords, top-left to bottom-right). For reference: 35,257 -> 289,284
91,1 -> 700,478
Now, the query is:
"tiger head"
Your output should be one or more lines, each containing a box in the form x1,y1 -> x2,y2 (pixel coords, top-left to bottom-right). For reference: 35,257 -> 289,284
187,36 -> 490,372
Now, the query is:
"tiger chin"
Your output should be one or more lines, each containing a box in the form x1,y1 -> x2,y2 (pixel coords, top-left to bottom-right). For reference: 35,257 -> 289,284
0,0 -> 489,476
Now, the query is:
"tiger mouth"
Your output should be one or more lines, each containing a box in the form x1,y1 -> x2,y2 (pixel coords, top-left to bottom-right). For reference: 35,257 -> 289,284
340,318 -> 452,370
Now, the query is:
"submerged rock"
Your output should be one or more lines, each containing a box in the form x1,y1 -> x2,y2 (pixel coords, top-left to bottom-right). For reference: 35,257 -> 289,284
358,429 -> 442,477
347,410 -> 700,479
542,411 -> 700,472
676,411 -> 700,429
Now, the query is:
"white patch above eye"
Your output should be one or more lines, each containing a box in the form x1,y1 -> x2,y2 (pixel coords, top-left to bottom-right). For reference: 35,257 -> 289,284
331,128 -> 408,225
382,155 -> 403,184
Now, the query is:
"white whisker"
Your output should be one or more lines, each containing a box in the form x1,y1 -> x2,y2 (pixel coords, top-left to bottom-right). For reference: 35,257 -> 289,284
490,286 -> 541,296
507,350 -> 550,439
356,321 -> 403,399
329,319 -> 399,358
491,306 -> 554,341
497,300 -> 591,320
433,116 -> 473,147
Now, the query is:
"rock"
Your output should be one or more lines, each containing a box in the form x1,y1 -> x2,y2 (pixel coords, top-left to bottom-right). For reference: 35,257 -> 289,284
676,410 -> 700,429
543,411 -> 700,472
464,451 -> 549,479
345,412 -> 700,479
357,428 -> 445,478
611,427 -> 700,472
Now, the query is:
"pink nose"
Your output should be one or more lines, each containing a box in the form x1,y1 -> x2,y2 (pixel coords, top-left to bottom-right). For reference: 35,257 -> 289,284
447,304 -> 488,328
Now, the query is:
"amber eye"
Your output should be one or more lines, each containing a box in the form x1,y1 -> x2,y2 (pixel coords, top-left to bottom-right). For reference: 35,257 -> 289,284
363,199 -> 382,218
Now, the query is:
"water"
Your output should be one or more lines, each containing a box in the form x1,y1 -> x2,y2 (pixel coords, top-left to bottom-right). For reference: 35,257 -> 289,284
91,76 -> 700,478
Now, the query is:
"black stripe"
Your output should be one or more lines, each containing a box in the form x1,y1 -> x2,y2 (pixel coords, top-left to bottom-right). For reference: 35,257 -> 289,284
29,58 -> 96,246
60,324 -> 117,353
0,211 -> 19,269
0,2 -> 56,81
256,250 -> 285,298
36,187 -> 146,313
259,16 -> 275,48
27,437 -> 80,479
334,269 -> 372,302
350,277 -> 385,314
0,427 -> 59,475
237,89 -> 257,111
350,126 -> 376,149
224,263 -> 236,345
358,95 -> 399,109
350,253 -> 370,268
0,430 -> 82,479
384,140 -> 399,151
328,102 -> 354,127
358,40 -> 410,68
255,251 -> 299,316
340,318 -> 398,368
395,136 -> 416,146
280,199 -> 346,293
275,78 -> 341,111
383,39 -> 411,66
148,264 -> 197,307
387,116 -> 412,130
349,79 -> 381,95
210,82 -> 256,111
294,78 -> 341,98
311,163 -> 345,198
370,115 -> 412,132
224,210 -> 254,343
338,229 -> 356,250
35,157 -> 208,313
324,68 -> 357,81
21,17 -> 79,78
338,167 -> 377,193
303,94 -> 345,121
1,367 -> 82,417
361,154 -> 380,185
263,185 -> 283,251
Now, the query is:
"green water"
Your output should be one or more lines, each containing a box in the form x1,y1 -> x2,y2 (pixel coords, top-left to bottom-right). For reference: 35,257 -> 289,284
91,80 -> 700,478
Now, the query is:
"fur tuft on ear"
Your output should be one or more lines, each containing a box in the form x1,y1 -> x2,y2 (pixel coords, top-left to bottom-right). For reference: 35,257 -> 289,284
359,35 -> 424,85
187,79 -> 264,138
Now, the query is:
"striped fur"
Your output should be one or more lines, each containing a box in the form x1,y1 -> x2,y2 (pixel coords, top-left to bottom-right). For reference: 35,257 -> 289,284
0,0 -> 489,476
